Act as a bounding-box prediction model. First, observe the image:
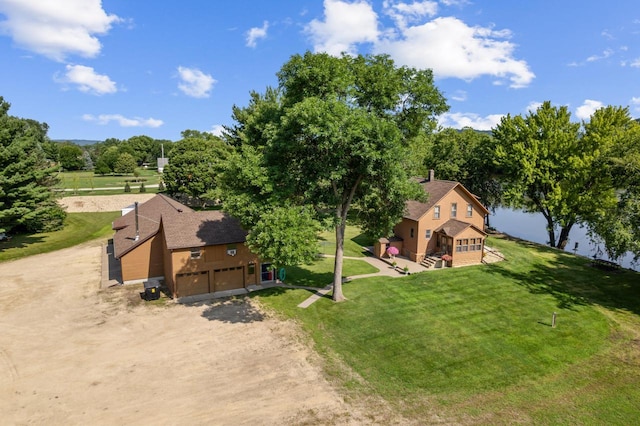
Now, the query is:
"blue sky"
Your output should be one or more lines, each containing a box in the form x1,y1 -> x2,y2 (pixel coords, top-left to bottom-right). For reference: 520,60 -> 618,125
0,0 -> 638,141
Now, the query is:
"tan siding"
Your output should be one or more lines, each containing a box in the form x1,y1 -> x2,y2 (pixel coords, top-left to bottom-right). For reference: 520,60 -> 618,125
120,235 -> 164,282
171,243 -> 260,297
452,228 -> 485,266
400,185 -> 487,261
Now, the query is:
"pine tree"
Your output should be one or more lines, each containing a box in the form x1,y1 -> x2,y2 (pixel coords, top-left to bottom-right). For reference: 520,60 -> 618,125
0,97 -> 66,234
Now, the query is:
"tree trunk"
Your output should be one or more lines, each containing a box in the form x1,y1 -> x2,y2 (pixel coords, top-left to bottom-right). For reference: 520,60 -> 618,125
332,216 -> 346,302
557,223 -> 574,251
546,220 -> 557,248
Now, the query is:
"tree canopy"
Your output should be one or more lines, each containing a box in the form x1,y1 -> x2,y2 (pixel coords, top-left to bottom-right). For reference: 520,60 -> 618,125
492,101 -> 622,250
222,52 -> 448,301
163,130 -> 231,206
0,97 -> 65,235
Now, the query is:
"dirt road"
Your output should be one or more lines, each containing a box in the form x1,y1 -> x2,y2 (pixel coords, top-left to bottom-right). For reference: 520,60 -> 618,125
0,240 -> 367,425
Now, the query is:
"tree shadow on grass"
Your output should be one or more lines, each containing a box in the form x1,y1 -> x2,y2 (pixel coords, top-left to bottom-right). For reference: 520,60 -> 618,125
199,298 -> 266,323
0,234 -> 45,257
486,238 -> 640,315
284,264 -> 334,288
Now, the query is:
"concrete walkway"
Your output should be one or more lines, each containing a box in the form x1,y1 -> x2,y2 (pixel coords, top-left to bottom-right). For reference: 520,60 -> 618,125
296,254 -> 429,308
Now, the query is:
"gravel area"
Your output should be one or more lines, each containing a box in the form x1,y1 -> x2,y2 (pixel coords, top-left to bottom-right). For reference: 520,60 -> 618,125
59,194 -> 157,213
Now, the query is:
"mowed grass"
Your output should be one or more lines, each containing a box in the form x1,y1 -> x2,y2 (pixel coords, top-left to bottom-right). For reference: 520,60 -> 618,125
0,211 -> 119,262
253,235 -> 640,424
284,256 -> 379,288
317,225 -> 375,257
55,170 -> 162,195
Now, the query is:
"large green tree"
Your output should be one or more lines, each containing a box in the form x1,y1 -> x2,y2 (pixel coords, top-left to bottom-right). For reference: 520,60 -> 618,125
223,52 -> 448,301
423,127 -> 501,218
492,101 -> 620,250
163,130 -> 231,206
57,141 -> 84,171
113,152 -> 137,174
0,97 -> 65,235
586,107 -> 640,261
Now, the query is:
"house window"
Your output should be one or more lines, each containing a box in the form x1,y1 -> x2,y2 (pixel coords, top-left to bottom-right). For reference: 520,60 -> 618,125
469,238 -> 482,251
226,243 -> 237,256
190,248 -> 202,259
248,263 -> 255,275
455,239 -> 469,252
451,203 -> 457,218
425,229 -> 431,239
410,228 -> 414,238
434,205 -> 440,219
466,203 -> 473,217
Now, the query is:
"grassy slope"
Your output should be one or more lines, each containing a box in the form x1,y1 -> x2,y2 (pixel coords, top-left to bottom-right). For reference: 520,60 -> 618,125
253,235 -> 640,425
0,212 -> 119,262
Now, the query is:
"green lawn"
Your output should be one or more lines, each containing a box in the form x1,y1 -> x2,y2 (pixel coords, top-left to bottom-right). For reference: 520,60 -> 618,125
0,212 -> 119,262
253,235 -> 640,425
55,170 -> 162,195
317,225 -> 375,257
284,256 -> 379,288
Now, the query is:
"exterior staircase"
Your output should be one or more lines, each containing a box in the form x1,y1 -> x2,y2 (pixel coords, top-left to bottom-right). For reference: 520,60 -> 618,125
420,255 -> 442,269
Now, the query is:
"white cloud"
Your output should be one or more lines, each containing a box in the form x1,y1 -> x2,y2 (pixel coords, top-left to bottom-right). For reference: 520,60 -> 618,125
629,97 -> 640,113
304,1 -> 534,88
438,112 -> 503,130
0,0 -> 121,61
526,101 -> 543,114
305,0 -> 379,55
56,64 -> 116,95
209,124 -> 225,137
586,48 -> 613,62
83,114 -> 163,128
177,66 -> 216,98
246,21 -> 269,48
383,1 -> 438,30
630,58 -> 640,68
450,90 -> 467,102
575,99 -> 604,120
376,17 -> 534,88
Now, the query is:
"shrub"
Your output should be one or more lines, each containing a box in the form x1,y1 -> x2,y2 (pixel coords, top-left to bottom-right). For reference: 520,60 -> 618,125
139,182 -> 146,193
124,182 -> 131,193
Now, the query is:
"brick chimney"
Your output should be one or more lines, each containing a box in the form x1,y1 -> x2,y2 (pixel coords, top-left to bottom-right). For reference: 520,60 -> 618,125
428,169 -> 435,182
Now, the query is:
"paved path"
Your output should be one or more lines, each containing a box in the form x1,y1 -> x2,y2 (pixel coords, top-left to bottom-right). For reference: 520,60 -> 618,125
297,254 -> 428,308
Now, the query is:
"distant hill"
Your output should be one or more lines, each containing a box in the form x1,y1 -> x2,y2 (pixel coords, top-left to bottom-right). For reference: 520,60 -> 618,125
52,139 -> 102,146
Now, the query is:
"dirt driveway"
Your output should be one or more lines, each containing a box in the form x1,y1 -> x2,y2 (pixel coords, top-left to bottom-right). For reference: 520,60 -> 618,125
0,239 -> 376,425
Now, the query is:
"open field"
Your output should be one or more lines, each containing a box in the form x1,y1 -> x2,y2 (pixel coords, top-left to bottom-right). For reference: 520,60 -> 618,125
254,235 -> 640,424
54,170 -> 162,195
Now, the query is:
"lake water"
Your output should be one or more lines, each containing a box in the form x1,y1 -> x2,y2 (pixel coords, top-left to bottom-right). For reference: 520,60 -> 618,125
490,207 -> 639,271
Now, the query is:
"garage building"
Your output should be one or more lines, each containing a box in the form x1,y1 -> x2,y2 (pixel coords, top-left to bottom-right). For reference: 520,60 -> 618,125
112,194 -> 273,299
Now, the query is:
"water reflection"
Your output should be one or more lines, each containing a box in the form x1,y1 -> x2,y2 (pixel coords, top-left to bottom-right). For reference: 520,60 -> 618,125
490,207 -> 638,271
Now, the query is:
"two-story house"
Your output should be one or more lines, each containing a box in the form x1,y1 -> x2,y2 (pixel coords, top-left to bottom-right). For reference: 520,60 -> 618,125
375,171 -> 489,267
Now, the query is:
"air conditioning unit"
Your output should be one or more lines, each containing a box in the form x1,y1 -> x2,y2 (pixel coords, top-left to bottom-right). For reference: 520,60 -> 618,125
227,249 -> 237,256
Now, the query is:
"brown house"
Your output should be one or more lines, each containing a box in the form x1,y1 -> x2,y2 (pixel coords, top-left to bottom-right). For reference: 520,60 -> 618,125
112,194 -> 273,299
375,171 -> 489,268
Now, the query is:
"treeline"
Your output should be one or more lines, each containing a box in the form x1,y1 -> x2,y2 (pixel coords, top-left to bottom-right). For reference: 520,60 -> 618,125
46,136 -> 174,174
